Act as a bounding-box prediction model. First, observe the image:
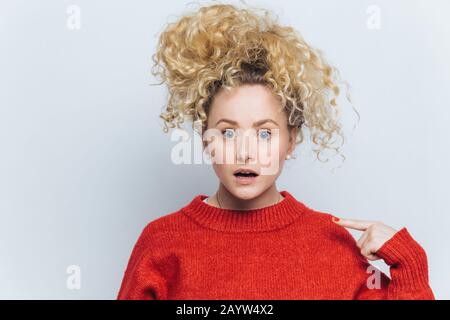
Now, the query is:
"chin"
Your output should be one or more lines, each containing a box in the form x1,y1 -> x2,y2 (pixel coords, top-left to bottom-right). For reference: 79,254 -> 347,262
227,185 -> 265,200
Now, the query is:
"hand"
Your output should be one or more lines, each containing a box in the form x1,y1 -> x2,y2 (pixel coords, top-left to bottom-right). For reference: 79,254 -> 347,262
332,217 -> 398,261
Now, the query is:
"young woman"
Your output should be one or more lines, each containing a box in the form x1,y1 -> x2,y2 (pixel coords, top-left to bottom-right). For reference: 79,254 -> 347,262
117,3 -> 434,300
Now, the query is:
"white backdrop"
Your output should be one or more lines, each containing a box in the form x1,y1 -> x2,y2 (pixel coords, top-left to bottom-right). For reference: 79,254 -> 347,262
1,0 -> 449,299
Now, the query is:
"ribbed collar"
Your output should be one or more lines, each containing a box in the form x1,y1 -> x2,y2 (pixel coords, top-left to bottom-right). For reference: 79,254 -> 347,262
181,190 -> 309,233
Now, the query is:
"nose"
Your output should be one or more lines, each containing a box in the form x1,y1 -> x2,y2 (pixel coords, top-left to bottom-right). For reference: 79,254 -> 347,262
236,129 -> 257,164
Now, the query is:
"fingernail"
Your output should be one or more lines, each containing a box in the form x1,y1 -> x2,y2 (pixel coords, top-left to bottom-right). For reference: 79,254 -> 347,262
332,216 -> 340,222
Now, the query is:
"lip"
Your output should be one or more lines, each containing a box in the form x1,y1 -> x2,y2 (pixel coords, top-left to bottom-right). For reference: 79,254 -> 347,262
234,174 -> 258,185
233,167 -> 260,176
233,167 -> 259,185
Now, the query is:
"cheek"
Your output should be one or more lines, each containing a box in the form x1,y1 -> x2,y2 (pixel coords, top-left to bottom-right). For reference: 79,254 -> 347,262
263,130 -> 289,160
212,163 -> 226,179
276,130 -> 291,156
210,139 -> 235,164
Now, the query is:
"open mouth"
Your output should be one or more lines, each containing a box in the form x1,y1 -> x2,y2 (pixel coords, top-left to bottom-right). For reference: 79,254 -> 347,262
232,168 -> 260,186
233,170 -> 259,185
233,172 -> 259,178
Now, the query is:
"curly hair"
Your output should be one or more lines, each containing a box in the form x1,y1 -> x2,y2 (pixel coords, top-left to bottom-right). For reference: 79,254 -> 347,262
150,1 -> 359,164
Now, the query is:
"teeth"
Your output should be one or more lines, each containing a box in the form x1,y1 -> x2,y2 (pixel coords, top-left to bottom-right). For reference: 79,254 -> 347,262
236,171 -> 256,175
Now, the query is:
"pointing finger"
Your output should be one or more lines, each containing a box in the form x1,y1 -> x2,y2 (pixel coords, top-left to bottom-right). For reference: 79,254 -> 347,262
332,217 -> 375,231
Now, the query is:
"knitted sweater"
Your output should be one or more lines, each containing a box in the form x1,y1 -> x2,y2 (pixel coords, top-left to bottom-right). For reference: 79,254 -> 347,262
117,190 -> 435,300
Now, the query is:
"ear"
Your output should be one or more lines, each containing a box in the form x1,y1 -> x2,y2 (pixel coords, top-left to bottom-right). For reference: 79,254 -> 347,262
287,126 -> 298,154
199,124 -> 208,150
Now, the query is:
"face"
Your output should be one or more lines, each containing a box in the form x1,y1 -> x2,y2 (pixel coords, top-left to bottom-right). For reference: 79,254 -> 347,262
203,84 -> 298,200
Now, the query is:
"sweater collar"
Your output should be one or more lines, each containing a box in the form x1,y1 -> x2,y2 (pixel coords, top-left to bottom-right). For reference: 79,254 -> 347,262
181,190 -> 309,232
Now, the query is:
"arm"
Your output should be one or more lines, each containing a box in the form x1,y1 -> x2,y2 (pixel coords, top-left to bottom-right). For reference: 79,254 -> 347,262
117,225 -> 167,300
354,227 -> 435,300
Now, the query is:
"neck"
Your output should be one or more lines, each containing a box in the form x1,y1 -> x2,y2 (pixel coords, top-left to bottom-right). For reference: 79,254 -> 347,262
182,190 -> 309,232
215,184 -> 282,210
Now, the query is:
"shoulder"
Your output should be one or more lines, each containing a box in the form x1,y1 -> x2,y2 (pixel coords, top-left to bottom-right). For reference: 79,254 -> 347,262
299,207 -> 350,237
303,208 -> 375,278
132,209 -> 199,246
301,207 -> 368,260
137,209 -> 192,243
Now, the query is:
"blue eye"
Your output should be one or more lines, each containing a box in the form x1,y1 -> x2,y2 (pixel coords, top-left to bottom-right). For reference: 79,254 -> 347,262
222,128 -> 235,139
258,129 -> 271,140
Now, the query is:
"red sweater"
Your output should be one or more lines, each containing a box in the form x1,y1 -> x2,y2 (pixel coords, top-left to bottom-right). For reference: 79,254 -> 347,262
117,190 -> 435,300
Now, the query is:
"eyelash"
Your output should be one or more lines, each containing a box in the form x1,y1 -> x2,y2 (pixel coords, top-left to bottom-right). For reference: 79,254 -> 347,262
221,128 -> 272,139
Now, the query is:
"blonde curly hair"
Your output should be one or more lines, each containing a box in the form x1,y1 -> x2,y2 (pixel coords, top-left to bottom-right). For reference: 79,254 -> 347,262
151,1 -> 359,163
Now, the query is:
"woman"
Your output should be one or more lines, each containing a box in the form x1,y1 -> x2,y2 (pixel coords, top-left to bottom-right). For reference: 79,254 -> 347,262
117,3 -> 434,300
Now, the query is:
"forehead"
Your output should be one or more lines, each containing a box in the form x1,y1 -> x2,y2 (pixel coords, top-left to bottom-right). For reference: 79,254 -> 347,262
209,84 -> 284,123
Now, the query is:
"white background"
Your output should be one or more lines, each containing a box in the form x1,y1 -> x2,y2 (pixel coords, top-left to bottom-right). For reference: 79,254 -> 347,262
1,0 -> 449,299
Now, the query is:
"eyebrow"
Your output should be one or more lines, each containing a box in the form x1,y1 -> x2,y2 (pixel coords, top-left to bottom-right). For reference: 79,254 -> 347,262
214,118 -> 279,127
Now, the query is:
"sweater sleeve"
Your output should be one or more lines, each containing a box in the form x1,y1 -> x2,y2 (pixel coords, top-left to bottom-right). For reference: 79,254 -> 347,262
117,225 -> 167,300
354,227 -> 435,300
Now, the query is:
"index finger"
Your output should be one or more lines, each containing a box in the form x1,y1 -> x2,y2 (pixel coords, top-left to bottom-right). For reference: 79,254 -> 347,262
333,217 -> 376,231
